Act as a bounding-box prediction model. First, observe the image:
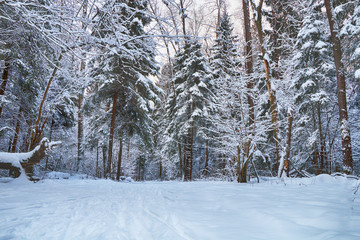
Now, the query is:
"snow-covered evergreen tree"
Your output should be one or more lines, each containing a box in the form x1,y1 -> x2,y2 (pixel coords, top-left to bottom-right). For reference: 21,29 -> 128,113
86,0 -> 160,178
208,11 -> 243,180
165,39 -> 215,181
292,1 -> 337,174
341,2 -> 360,173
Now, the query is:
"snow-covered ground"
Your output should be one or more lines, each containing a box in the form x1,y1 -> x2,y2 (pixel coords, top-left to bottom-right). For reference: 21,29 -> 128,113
1,175 -> 360,240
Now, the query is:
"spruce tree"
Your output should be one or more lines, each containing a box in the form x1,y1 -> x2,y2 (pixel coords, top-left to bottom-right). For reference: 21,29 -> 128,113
88,0 -> 159,178
165,40 -> 215,181
293,2 -> 336,174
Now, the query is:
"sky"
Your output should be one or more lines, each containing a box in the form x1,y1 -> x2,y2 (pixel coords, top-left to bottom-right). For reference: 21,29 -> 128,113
153,0 -> 244,64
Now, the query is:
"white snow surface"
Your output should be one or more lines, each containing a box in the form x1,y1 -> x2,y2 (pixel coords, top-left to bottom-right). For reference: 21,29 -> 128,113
355,69 -> 360,79
1,175 -> 360,240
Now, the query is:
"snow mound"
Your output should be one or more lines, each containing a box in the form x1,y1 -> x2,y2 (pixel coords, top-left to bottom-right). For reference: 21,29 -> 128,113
119,176 -> 134,182
315,174 -> 337,183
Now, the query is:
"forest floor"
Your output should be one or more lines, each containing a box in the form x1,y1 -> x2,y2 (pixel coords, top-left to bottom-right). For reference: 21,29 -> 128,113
1,174 -> 360,240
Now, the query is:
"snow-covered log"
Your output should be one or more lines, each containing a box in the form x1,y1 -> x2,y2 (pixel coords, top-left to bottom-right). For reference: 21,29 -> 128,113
0,138 -> 61,180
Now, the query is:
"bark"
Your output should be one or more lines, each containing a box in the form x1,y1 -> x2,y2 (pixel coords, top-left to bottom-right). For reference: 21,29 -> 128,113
240,0 -> 255,183
96,147 -> 99,178
204,139 -> 209,177
116,139 -> 123,181
324,0 -> 353,174
0,60 -> 10,117
252,0 -> 280,168
317,105 -> 326,173
179,0 -> 189,44
23,120 -> 32,152
107,91 -> 118,178
30,54 -> 62,150
77,93 -> 84,171
77,0 -> 87,172
7,136 -> 12,152
270,0 -> 280,79
183,138 -> 188,180
183,128 -> 194,181
11,108 -> 22,153
189,128 -> 193,181
159,161 -> 162,179
279,110 -> 293,178
312,106 -> 319,174
45,117 -> 55,170
216,0 -> 223,31
102,145 -> 107,178
237,145 -> 241,182
239,159 -> 249,183
0,162 -> 21,178
137,157 -> 141,181
178,142 -> 183,179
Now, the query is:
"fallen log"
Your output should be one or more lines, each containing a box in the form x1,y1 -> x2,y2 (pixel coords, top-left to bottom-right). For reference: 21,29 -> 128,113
0,138 -> 61,180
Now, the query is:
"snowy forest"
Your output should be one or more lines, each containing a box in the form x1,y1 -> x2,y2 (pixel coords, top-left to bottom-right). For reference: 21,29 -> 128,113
1,0 -> 360,182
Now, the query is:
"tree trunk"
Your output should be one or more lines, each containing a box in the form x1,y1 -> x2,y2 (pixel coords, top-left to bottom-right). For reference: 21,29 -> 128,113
102,145 -> 107,178
204,139 -> 209,177
77,1 -> 87,173
116,138 -> 123,181
46,117 -> 55,170
180,0 -> 188,42
278,109 -> 293,178
216,0 -> 223,32
77,93 -> 84,172
159,161 -> 162,179
270,0 -> 280,79
183,128 -> 194,181
0,60 -> 10,117
324,0 -> 353,174
252,0 -> 280,169
96,146 -> 99,178
311,106 -> 319,173
7,137 -> 12,153
11,108 -> 22,153
189,128 -> 193,181
107,91 -> 118,179
137,157 -> 141,181
241,0 -> 255,183
178,142 -> 183,179
240,160 -> 249,183
317,105 -> 326,173
23,120 -> 32,152
237,145 -> 241,182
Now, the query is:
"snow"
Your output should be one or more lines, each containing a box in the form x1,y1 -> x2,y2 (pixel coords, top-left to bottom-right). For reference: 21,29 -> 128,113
315,41 -> 327,49
355,69 -> 360,79
1,176 -> 360,240
0,151 -> 33,168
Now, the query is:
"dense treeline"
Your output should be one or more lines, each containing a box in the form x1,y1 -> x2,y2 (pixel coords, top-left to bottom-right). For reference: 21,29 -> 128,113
0,0 -> 359,181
